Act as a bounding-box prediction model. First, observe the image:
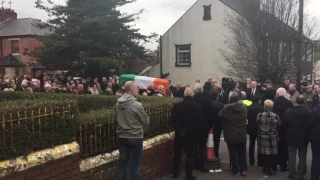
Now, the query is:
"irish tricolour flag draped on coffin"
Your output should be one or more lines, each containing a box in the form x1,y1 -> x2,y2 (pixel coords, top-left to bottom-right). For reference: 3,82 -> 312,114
119,74 -> 170,94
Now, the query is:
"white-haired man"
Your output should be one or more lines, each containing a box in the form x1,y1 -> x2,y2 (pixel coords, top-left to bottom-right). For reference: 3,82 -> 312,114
171,87 -> 201,180
273,87 -> 293,172
246,81 -> 261,101
192,83 -> 213,172
44,84 -> 53,93
116,81 -> 150,180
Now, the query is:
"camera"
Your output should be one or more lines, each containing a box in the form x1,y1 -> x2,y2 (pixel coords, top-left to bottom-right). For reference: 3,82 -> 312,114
222,78 -> 235,92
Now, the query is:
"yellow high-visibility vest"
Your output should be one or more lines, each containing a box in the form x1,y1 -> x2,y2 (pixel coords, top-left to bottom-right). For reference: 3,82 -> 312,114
242,99 -> 252,125
243,99 -> 252,106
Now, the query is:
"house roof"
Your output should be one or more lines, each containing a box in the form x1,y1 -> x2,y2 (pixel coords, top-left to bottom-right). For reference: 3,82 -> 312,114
220,0 -> 246,17
220,0 -> 312,42
139,66 -> 155,76
0,18 -> 50,37
31,62 -> 46,70
0,54 -> 24,67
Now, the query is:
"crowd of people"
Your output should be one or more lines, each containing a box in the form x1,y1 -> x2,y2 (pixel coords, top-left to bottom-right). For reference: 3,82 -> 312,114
169,77 -> 320,180
0,72 -> 122,95
2,72 -> 320,180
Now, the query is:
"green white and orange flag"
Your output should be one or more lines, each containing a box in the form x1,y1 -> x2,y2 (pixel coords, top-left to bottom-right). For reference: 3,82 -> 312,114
119,74 -> 169,93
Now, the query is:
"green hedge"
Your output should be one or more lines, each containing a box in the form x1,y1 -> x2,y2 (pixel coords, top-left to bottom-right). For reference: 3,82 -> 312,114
0,91 -> 181,159
77,97 -> 180,157
0,99 -> 78,161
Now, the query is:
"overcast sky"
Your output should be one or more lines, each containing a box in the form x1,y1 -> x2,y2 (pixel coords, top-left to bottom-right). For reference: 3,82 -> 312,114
10,0 -> 320,50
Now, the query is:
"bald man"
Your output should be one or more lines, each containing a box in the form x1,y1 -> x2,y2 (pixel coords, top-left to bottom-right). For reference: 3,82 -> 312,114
171,87 -> 201,180
116,81 -> 150,180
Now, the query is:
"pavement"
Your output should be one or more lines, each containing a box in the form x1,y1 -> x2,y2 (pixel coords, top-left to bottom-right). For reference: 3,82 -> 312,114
158,137 -> 312,180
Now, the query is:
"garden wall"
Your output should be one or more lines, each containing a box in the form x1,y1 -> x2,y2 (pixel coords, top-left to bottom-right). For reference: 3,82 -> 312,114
80,132 -> 185,180
0,142 -> 80,180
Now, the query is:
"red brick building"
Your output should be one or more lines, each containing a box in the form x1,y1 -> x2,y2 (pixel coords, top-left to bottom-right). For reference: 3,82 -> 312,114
0,8 -> 49,78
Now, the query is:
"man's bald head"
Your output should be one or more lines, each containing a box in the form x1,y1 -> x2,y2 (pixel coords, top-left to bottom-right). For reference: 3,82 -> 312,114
124,81 -> 136,92
296,95 -> 305,105
124,81 -> 138,96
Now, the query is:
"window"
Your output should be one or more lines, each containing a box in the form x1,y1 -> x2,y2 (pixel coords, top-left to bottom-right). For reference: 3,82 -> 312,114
11,40 -> 19,55
175,44 -> 191,67
203,5 -> 212,21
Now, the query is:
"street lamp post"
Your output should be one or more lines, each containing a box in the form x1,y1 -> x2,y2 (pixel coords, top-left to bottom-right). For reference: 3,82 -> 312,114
295,0 -> 304,92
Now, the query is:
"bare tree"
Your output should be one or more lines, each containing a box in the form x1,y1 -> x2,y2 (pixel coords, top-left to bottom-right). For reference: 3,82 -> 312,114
218,0 -> 318,84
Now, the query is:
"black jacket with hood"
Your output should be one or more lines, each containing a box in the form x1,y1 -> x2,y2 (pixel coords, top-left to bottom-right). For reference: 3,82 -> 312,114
283,106 -> 310,147
219,101 -> 248,143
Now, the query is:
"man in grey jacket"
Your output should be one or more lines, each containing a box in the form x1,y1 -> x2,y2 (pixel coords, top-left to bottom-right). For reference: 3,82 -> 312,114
116,81 -> 150,180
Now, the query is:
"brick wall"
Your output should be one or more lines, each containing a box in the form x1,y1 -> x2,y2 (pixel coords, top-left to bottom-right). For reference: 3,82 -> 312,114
0,37 -> 43,63
81,139 -> 185,180
0,153 -> 80,180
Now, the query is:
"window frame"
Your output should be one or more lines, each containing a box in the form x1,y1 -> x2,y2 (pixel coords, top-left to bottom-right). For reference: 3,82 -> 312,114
10,40 -> 20,55
175,44 -> 192,67
203,4 -> 212,21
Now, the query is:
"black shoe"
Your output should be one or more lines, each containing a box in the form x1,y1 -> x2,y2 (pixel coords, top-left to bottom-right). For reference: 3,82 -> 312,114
185,176 -> 196,180
272,167 -> 278,172
172,173 -> 179,179
240,171 -> 247,176
263,168 -> 276,176
288,175 -> 295,180
200,168 -> 209,173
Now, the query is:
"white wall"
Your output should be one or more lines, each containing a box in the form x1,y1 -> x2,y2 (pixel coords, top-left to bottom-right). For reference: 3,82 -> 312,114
143,64 -> 160,78
161,0 -> 236,86
5,68 -> 16,79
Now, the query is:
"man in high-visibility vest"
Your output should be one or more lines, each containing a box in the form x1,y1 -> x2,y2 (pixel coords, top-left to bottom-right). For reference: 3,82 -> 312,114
241,91 -> 252,107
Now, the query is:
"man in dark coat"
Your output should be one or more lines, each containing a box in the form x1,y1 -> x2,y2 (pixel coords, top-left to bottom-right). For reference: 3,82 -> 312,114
312,86 -> 320,109
193,83 -> 213,172
219,91 -> 248,176
203,76 -> 212,93
247,96 -> 264,166
246,81 -> 262,101
273,88 -> 294,172
171,87 -> 201,180
283,95 -> 309,179
309,103 -> 320,180
210,90 -> 224,158
261,83 -> 276,104
174,83 -> 185,98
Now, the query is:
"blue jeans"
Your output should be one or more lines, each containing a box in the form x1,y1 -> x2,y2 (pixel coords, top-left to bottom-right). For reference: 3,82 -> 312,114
311,132 -> 320,180
227,142 -> 248,174
118,138 -> 143,180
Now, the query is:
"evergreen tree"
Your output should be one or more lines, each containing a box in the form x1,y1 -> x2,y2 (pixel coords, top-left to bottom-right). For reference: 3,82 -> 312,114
32,0 -> 155,77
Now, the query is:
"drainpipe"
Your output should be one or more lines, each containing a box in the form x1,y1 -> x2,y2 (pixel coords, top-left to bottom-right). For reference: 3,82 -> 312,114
0,37 -> 2,58
159,35 -> 163,78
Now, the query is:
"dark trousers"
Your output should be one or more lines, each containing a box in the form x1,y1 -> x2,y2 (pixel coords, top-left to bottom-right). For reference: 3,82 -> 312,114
195,129 -> 209,170
117,138 -> 143,180
249,133 -> 257,164
311,131 -> 320,180
227,142 -> 248,174
173,133 -> 196,178
278,138 -> 288,169
214,127 -> 222,158
288,146 -> 307,177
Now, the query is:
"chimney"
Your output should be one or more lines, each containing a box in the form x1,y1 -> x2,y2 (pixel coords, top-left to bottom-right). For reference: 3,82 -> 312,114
0,8 -> 17,22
